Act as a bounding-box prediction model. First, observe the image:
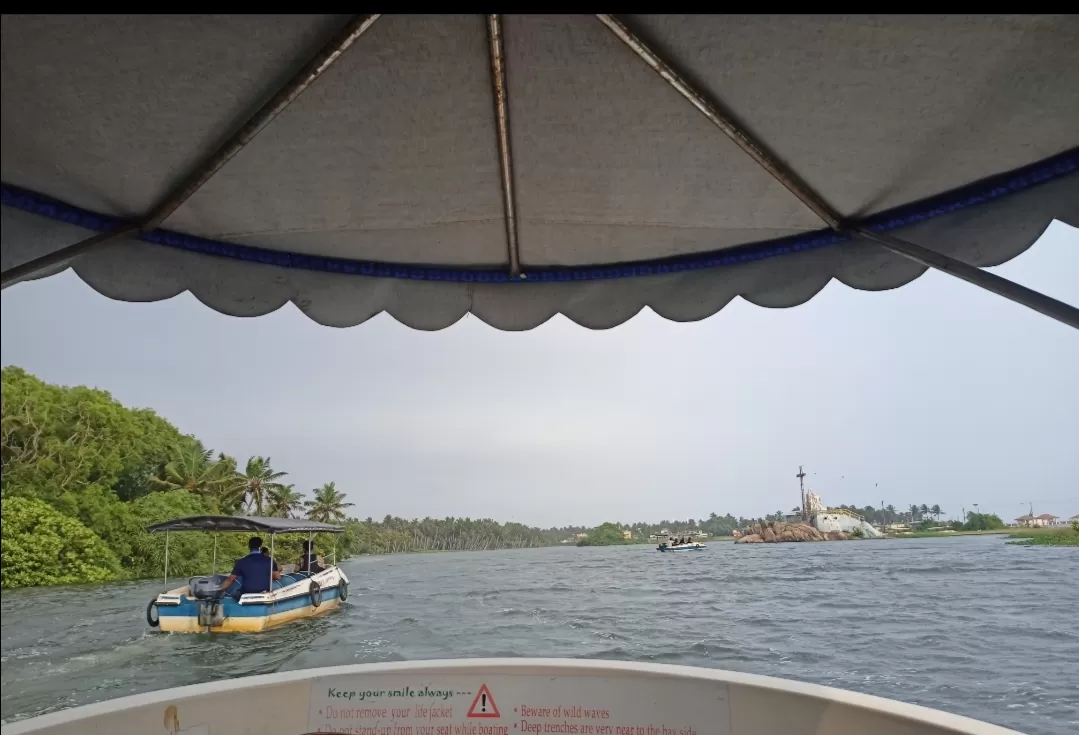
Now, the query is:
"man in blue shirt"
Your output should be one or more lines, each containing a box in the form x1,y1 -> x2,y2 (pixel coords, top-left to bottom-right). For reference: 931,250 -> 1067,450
220,536 -> 280,597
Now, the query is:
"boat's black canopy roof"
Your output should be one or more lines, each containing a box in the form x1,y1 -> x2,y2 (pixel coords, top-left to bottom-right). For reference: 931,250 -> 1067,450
147,515 -> 345,534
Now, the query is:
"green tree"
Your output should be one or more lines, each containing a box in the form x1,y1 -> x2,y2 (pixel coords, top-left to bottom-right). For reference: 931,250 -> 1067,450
151,443 -> 242,513
305,482 -> 354,523
1,366 -> 186,506
576,522 -> 631,547
931,504 -> 942,521
963,512 -> 1005,531
268,484 -> 305,518
1,497 -> 122,588
241,456 -> 287,515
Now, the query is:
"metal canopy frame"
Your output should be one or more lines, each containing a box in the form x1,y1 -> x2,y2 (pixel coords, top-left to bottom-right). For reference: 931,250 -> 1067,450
594,15 -> 1079,331
0,13 -> 382,288
147,515 -> 345,534
2,13 -> 1075,331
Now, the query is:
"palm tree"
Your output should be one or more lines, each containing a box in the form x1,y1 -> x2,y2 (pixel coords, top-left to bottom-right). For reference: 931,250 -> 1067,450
210,453 -> 247,512
931,504 -> 942,521
151,442 -> 243,513
242,456 -> 287,515
909,504 -> 921,522
885,504 -> 897,523
919,504 -> 930,519
268,484 -> 305,518
304,482 -> 354,523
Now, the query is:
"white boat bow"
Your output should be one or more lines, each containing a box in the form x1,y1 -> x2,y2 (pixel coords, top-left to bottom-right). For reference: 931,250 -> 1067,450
1,659 -> 1019,735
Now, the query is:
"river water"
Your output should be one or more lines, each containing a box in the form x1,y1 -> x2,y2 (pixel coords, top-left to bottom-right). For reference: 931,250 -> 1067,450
2,535 -> 1076,734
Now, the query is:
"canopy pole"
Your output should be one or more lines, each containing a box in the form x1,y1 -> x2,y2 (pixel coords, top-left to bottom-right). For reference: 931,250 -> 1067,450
594,14 -> 843,231
0,13 -> 382,290
269,534 -> 275,598
486,14 -> 523,277
212,533 -> 218,576
853,227 -> 1079,330
163,530 -> 170,592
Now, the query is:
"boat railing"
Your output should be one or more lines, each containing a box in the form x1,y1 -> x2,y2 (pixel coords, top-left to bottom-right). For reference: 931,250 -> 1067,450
825,507 -> 865,521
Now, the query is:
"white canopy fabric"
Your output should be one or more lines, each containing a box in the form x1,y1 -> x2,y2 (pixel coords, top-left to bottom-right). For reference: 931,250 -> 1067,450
2,15 -> 1077,330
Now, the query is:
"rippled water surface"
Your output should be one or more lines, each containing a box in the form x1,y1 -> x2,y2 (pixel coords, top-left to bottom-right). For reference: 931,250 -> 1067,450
2,536 -> 1077,734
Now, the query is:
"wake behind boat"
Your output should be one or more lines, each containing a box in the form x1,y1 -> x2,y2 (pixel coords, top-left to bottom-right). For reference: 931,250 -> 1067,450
145,515 -> 350,633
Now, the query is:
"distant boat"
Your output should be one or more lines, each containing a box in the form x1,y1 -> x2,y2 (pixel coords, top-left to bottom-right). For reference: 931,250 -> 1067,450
656,533 -> 706,552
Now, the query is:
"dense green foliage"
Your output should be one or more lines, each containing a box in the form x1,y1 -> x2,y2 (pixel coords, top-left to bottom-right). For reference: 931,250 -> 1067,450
1,497 -> 122,588
959,512 -> 1006,531
1,368 -> 311,587
346,516 -> 565,553
575,523 -> 632,547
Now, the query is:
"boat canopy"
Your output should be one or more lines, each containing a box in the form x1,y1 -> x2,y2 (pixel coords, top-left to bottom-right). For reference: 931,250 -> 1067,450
147,515 -> 345,534
1,15 -> 1076,330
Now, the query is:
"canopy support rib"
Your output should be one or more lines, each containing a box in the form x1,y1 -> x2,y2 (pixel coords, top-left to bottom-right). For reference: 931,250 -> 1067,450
854,227 -> 1079,330
486,14 -> 522,277
596,14 -> 1076,330
594,14 -> 843,231
0,13 -> 382,290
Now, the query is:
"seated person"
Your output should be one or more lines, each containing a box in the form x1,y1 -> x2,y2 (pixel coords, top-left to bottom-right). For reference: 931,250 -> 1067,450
219,536 -> 280,597
298,540 -> 325,574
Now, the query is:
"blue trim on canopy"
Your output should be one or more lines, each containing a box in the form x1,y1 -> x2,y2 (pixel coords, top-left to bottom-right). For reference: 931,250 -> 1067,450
2,148 -> 1075,283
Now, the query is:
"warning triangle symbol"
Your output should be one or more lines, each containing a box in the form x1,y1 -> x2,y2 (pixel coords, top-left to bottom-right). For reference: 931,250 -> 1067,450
466,683 -> 501,718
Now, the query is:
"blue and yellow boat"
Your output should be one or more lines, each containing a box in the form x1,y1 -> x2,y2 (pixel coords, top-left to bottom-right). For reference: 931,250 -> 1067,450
145,515 -> 350,633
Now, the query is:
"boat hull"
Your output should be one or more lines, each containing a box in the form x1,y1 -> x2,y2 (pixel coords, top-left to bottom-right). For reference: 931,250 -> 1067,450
657,544 -> 706,551
153,567 -> 348,633
157,592 -> 343,633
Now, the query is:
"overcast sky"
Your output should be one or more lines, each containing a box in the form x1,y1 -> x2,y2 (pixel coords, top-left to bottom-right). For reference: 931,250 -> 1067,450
2,222 -> 1077,527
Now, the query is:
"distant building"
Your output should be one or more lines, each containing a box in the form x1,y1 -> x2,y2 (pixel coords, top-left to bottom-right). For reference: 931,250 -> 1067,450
1015,513 -> 1058,528
1070,514 -> 1079,523
622,529 -> 632,540
574,532 -> 589,541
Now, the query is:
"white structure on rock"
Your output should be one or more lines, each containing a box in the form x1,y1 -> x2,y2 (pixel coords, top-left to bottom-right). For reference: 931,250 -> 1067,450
803,484 -> 882,538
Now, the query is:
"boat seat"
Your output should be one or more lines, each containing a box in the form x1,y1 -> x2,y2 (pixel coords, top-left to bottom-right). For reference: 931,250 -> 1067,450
272,572 -> 308,590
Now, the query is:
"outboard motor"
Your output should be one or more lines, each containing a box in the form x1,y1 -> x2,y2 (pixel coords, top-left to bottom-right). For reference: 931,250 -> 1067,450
189,575 -> 228,628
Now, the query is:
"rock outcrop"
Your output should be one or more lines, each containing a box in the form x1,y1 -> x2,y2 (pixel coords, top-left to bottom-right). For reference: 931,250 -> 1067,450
734,520 -> 844,543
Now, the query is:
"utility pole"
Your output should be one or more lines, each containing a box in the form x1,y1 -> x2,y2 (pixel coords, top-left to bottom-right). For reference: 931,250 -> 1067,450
797,466 -> 807,520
